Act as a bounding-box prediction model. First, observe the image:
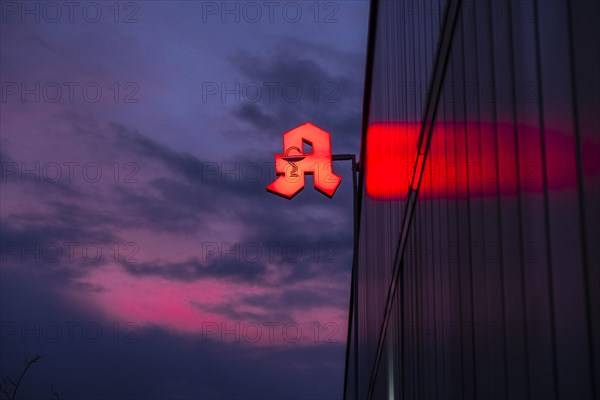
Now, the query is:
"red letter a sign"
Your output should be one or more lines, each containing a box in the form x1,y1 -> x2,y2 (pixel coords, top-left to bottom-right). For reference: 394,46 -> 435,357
267,123 -> 342,199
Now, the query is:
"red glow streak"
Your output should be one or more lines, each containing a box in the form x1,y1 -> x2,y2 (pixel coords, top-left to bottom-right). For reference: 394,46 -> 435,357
365,121 -> 600,200
267,122 -> 342,199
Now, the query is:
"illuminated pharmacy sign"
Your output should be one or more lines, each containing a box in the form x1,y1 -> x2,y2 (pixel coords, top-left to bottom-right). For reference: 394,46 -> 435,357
267,123 -> 341,199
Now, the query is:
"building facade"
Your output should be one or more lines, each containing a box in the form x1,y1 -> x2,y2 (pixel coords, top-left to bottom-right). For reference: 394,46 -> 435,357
345,0 -> 600,399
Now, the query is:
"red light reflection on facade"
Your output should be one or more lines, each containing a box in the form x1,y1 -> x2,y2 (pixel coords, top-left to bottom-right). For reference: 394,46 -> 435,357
366,121 -> 600,200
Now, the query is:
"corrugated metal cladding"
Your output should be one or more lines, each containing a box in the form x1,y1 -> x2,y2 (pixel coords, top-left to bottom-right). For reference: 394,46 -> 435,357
345,0 -> 600,399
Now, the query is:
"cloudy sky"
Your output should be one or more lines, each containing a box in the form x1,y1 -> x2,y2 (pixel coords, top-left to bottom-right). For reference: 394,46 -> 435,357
0,1 -> 369,398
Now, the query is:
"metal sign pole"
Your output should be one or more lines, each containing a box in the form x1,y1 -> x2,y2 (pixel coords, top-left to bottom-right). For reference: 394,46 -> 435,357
333,154 -> 359,400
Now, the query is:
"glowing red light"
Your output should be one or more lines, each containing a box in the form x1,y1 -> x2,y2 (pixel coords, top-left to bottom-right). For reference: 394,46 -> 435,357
365,121 -> 600,200
267,123 -> 342,199
365,122 -> 421,198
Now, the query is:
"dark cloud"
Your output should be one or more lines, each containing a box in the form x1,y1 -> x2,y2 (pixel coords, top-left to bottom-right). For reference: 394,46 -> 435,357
122,258 -> 268,284
243,287 -> 348,312
191,300 -> 270,321
234,103 -> 277,129
0,220 -> 116,287
113,122 -> 208,183
0,152 -> 83,198
227,41 -> 365,153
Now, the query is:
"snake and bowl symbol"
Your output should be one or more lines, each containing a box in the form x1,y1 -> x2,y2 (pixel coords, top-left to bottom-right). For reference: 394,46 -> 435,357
281,146 -> 306,177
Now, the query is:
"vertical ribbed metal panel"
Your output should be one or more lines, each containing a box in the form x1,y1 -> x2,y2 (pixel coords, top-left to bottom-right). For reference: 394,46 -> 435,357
345,0 -> 600,399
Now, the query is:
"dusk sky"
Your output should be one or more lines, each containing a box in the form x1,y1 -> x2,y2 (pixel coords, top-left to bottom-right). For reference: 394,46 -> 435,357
0,1 -> 370,398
